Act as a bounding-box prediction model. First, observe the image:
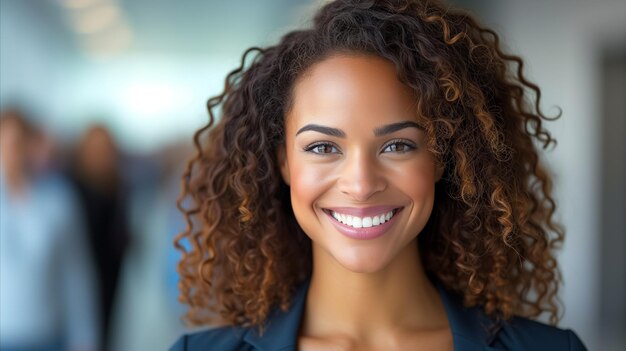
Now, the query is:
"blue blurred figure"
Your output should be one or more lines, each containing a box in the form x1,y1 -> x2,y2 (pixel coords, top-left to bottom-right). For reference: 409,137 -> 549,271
0,108 -> 100,351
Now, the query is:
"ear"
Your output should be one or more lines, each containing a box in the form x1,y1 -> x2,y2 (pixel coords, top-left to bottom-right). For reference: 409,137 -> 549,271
277,144 -> 290,186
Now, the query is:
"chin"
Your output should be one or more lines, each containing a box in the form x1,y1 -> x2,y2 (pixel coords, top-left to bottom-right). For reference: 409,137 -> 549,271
331,249 -> 393,274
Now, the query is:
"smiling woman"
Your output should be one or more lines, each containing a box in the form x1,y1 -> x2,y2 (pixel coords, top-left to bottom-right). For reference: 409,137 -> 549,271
171,1 -> 587,350
279,55 -> 442,274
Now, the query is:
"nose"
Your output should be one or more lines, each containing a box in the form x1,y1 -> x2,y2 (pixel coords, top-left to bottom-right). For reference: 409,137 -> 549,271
337,149 -> 387,201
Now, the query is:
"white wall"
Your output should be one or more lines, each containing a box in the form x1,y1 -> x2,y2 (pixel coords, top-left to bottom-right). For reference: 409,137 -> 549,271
0,0 -> 78,130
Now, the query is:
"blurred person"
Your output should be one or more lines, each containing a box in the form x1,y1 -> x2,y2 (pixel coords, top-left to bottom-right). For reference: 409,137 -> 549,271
0,108 -> 100,351
170,0 -> 588,350
67,125 -> 130,351
29,125 -> 62,175
108,142 -> 192,351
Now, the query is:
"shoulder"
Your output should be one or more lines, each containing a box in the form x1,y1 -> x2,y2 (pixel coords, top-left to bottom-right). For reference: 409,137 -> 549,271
434,280 -> 587,350
169,326 -> 252,351
169,279 -> 310,351
493,316 -> 587,351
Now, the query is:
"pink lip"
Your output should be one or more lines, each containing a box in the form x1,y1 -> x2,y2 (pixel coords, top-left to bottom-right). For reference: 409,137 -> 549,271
323,205 -> 399,218
323,207 -> 404,240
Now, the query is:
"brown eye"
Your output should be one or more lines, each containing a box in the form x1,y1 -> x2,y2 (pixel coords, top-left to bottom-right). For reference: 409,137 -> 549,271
305,142 -> 340,155
382,140 -> 416,153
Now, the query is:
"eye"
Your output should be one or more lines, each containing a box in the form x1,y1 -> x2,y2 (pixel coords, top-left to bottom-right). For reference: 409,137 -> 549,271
382,139 -> 416,153
304,142 -> 341,155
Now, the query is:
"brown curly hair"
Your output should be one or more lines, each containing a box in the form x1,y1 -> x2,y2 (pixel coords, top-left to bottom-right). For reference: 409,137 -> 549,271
175,0 -> 565,330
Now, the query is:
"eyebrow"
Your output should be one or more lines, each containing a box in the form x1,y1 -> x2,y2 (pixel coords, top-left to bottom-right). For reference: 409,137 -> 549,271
373,121 -> 423,136
295,124 -> 346,137
295,121 -> 422,138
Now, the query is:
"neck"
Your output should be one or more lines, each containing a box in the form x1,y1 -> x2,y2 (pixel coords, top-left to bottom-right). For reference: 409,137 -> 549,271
301,240 -> 449,345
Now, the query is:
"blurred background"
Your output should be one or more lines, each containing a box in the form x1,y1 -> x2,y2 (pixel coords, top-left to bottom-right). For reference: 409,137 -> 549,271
0,0 -> 623,350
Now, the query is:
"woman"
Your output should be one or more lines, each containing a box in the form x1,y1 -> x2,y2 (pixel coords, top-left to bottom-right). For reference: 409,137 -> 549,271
171,0 -> 587,350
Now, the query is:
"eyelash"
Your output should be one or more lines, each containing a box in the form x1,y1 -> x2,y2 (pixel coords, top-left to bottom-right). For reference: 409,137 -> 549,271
304,141 -> 339,155
303,139 -> 417,155
382,139 -> 417,153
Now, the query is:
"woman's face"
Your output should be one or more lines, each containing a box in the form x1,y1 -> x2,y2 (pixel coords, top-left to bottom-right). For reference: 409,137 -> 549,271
278,54 -> 442,273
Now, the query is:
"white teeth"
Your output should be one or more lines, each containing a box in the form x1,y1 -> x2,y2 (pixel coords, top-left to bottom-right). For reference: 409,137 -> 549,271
330,209 -> 398,229
362,217 -> 372,228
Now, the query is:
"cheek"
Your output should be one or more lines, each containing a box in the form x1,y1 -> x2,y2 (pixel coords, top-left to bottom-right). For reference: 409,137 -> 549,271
288,158 -> 332,210
288,159 -> 336,241
408,169 -> 435,198
391,160 -> 437,196
392,161 -> 437,224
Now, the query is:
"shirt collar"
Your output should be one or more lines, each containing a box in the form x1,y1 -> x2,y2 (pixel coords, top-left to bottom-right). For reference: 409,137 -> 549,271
433,279 -> 503,350
242,278 -> 311,350
243,277 -> 502,351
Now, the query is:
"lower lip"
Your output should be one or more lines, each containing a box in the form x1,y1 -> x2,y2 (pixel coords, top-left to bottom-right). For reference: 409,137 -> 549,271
323,208 -> 403,240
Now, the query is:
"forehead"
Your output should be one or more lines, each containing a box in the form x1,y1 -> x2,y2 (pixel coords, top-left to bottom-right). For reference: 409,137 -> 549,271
287,54 -> 417,130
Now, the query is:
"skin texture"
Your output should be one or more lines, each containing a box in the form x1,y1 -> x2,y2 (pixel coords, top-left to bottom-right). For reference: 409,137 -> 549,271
278,54 -> 451,350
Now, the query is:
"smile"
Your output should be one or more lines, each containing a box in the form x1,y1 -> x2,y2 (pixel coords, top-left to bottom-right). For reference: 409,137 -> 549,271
327,208 -> 399,228
322,206 -> 404,240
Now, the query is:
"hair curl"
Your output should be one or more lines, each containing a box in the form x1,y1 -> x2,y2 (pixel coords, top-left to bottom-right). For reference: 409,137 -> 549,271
175,0 -> 565,330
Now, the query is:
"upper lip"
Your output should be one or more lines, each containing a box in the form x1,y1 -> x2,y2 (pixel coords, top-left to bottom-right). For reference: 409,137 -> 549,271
323,205 -> 402,217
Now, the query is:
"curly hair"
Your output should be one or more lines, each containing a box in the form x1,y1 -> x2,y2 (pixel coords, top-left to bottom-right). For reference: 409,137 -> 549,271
175,0 -> 565,330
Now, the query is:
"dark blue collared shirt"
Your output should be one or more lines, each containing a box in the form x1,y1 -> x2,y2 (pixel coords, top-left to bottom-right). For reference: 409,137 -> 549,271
170,278 -> 587,350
